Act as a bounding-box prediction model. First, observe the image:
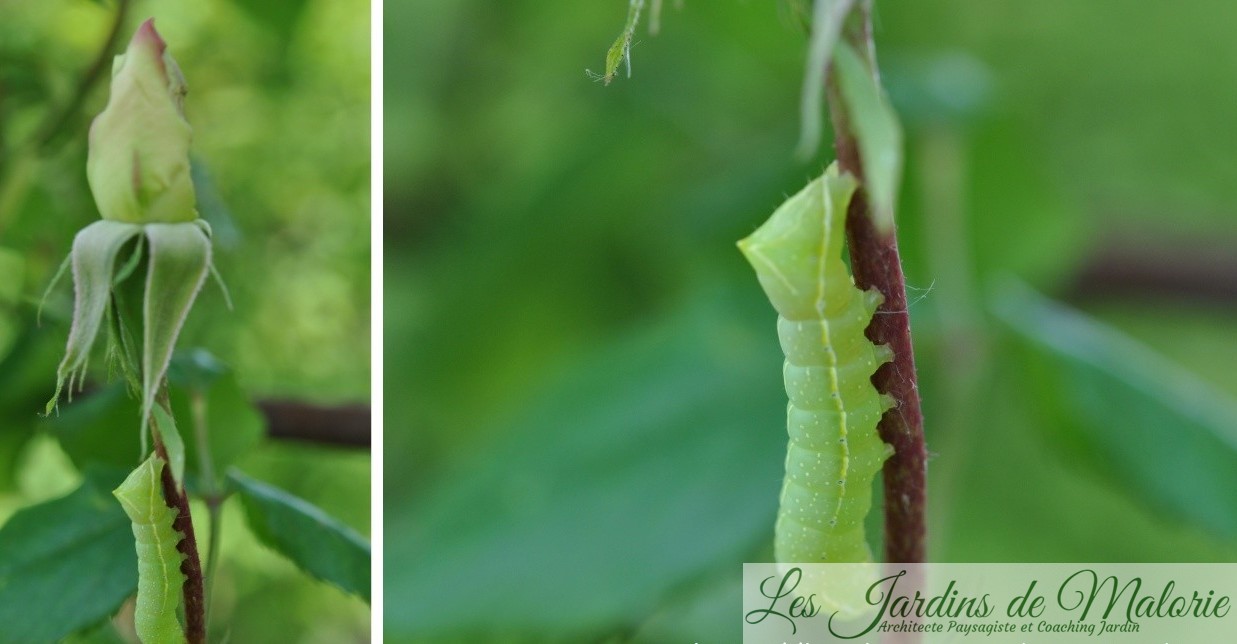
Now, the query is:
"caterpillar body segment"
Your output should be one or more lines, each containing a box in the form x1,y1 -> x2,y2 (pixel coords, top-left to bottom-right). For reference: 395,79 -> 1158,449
114,455 -> 188,644
738,162 -> 894,566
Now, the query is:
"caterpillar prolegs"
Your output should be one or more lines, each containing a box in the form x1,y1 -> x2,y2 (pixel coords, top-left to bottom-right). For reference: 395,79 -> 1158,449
738,162 -> 894,566
113,455 -> 188,644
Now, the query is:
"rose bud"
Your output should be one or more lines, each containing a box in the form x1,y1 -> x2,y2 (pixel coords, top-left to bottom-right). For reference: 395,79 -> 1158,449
87,18 -> 196,224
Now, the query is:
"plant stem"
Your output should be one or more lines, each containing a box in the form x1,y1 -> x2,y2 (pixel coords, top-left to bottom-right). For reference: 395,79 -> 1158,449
0,0 -> 131,235
152,393 -> 207,644
32,0 -> 132,150
827,8 -> 927,564
191,390 -> 219,491
259,399 -> 371,447
204,496 -> 223,623
190,389 -> 224,629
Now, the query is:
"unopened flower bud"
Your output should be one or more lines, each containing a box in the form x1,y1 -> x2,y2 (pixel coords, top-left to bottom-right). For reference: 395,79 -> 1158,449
87,18 -> 196,224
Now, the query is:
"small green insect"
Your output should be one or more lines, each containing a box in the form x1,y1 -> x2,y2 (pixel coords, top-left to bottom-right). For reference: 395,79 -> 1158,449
113,455 -> 187,644
738,162 -> 893,565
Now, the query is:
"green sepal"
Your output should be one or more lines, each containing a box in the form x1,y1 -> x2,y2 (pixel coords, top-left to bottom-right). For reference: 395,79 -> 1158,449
112,234 -> 146,286
833,40 -> 903,234
36,252 -> 71,326
151,404 -> 185,489
141,223 -> 211,445
796,0 -> 857,159
198,215 -> 233,309
48,221 -> 143,415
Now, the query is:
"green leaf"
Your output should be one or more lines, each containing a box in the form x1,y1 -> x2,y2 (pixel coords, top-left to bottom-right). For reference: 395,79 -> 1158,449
796,0 -> 856,158
169,355 -> 264,480
0,325 -> 72,491
141,223 -> 211,446
43,382 -> 142,472
833,40 -> 903,233
385,294 -> 786,639
992,280 -> 1237,539
0,246 -> 24,304
110,235 -> 145,287
166,348 -> 228,391
228,470 -> 370,601
46,366 -> 264,489
49,221 -> 143,414
0,471 -> 136,644
227,0 -> 312,47
37,253 -> 71,325
61,622 -> 128,644
189,162 -> 241,251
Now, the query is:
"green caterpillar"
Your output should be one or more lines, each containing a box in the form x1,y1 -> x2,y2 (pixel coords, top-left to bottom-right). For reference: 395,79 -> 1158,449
113,455 -> 187,644
738,162 -> 893,565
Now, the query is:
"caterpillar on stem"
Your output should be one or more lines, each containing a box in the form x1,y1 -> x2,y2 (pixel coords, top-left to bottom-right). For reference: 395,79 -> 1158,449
738,162 -> 893,567
113,455 -> 187,644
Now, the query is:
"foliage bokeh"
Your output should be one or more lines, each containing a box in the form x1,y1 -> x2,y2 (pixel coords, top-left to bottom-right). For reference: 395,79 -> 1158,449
0,0 -> 370,641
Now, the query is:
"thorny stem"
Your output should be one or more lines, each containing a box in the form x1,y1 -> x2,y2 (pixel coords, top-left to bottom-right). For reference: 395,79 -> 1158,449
151,390 -> 206,644
827,7 -> 927,564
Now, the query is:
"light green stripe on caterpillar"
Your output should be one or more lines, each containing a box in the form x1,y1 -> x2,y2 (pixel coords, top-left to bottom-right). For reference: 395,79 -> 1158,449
738,162 -> 893,566
113,455 -> 187,644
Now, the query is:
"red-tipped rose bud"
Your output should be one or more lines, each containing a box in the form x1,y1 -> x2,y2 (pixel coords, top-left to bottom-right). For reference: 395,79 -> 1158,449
87,19 -> 196,224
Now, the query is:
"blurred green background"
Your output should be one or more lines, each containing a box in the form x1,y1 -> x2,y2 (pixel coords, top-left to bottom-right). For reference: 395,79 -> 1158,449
387,1 -> 1237,641
0,0 -> 370,641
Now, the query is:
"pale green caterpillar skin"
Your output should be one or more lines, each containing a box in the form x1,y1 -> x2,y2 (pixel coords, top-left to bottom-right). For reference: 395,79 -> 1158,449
738,162 -> 894,564
113,456 -> 187,644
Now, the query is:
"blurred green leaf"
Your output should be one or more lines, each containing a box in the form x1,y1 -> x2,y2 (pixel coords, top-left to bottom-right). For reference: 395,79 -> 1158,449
884,52 -> 992,127
630,568 -> 743,643
228,0 -> 311,48
0,324 -> 77,490
386,293 -> 785,639
168,352 -> 264,477
43,382 -> 141,472
0,426 -> 35,493
189,163 -> 241,252
167,348 -> 228,391
834,40 -> 903,233
0,247 -> 24,304
0,470 -> 135,644
61,622 -> 128,644
47,361 -> 265,486
228,469 -> 370,601
992,280 -> 1237,539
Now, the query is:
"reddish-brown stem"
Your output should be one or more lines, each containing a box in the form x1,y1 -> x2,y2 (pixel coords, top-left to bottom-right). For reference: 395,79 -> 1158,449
826,14 -> 927,564
152,407 -> 206,644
